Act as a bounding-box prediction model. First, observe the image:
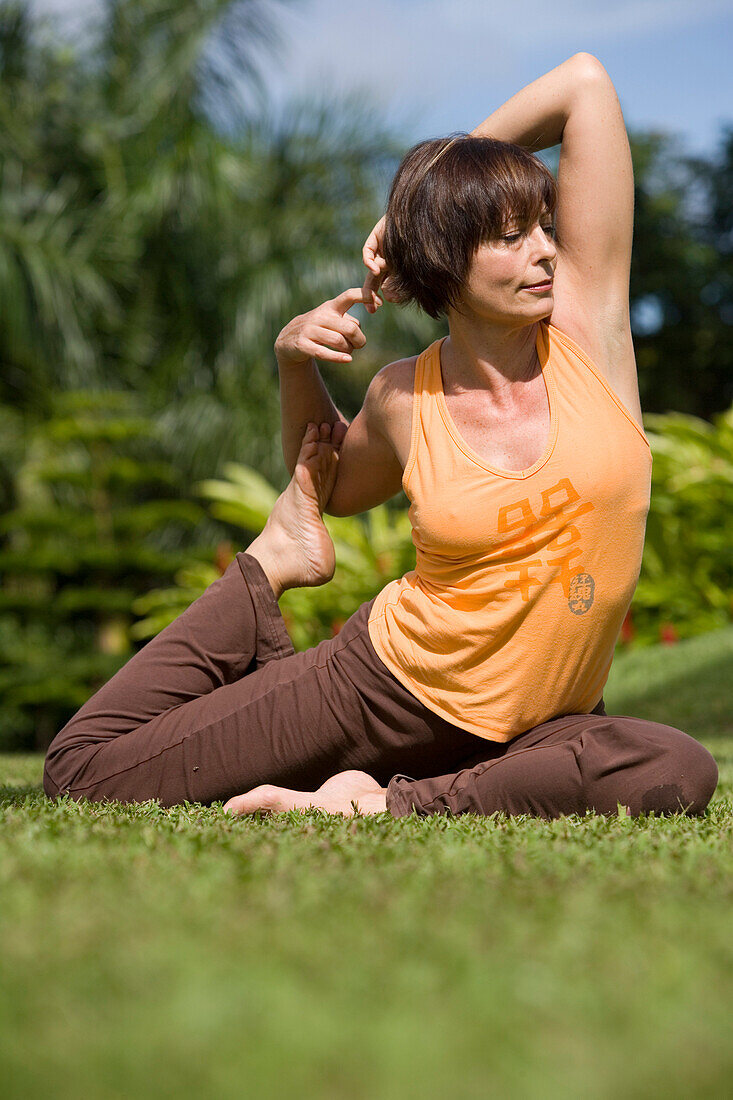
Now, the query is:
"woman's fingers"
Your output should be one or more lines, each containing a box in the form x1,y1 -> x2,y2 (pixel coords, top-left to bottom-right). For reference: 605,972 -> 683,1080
322,289 -> 372,340
362,233 -> 379,272
322,314 -> 366,349
331,420 -> 348,448
276,284 -> 381,369
362,216 -> 388,315
299,337 -> 353,363
362,271 -> 386,314
310,323 -> 358,353
330,286 -> 373,315
361,269 -> 383,314
362,215 -> 386,272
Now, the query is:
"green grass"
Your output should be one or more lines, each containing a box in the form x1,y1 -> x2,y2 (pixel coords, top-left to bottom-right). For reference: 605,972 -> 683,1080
1,627 -> 732,1100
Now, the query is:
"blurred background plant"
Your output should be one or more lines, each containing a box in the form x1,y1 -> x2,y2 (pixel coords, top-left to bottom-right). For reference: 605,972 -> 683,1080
627,404 -> 733,646
0,390 -> 208,749
0,0 -> 731,749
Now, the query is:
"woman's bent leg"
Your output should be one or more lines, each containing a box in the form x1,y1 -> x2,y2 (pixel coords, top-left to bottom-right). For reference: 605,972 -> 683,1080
41,576 -> 487,811
42,552 -> 296,803
42,419 -> 367,807
385,709 -> 719,820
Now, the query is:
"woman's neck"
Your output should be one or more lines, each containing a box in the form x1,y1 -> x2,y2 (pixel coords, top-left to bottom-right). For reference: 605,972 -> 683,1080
442,316 -> 542,405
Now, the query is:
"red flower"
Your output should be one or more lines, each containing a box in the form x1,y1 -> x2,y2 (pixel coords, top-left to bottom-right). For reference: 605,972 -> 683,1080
214,540 -> 234,576
330,618 -> 346,637
375,553 -> 390,575
659,621 -> 679,645
620,609 -> 635,644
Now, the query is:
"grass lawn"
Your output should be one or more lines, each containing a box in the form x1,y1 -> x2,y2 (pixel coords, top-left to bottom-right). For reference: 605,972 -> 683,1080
1,626 -> 732,1099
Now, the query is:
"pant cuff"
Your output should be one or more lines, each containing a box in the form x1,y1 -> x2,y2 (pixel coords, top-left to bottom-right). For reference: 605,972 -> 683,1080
236,551 -> 295,668
385,774 -> 419,818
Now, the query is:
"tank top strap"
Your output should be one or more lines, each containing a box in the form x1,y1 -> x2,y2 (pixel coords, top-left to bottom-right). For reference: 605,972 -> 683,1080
402,337 -> 443,495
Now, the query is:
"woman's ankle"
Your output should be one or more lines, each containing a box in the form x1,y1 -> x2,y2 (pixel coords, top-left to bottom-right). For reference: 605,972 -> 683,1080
243,536 -> 286,601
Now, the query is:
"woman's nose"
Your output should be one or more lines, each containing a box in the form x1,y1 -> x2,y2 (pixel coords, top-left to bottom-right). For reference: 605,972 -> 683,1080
532,226 -> 557,259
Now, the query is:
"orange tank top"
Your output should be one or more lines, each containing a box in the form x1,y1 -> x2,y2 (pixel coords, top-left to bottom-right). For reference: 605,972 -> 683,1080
367,320 -> 652,742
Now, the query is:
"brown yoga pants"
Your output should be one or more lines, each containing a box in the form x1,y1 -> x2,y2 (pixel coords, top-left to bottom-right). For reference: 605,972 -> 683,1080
43,552 -> 719,819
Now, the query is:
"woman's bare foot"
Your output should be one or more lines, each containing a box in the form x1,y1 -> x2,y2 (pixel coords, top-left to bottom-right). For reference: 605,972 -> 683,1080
223,770 -> 388,818
246,421 -> 347,598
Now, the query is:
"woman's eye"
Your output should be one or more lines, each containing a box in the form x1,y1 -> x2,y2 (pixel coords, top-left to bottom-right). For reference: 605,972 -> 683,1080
502,225 -> 556,243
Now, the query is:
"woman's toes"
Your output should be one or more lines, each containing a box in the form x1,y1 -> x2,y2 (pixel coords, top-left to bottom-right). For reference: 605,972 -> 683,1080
332,422 -> 347,449
223,785 -> 279,816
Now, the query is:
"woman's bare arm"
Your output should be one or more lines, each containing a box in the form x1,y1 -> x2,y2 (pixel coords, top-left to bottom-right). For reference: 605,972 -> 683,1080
278,359 -> 350,477
275,287 -> 407,516
276,288 -> 376,475
470,52 -> 593,150
323,365 -> 405,517
473,53 -> 639,415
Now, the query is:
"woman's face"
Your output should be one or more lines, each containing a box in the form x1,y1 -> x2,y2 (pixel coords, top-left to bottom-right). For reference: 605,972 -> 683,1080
453,213 -> 558,324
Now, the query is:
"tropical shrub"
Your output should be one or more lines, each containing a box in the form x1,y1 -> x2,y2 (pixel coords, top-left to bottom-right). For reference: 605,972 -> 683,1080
625,404 -> 733,647
0,391 -> 215,749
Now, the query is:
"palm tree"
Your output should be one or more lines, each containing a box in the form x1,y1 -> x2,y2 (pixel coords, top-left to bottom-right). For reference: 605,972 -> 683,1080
0,0 -> 440,494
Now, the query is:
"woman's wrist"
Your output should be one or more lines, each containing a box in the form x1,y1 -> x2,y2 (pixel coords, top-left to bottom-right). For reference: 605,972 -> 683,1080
275,350 -> 312,373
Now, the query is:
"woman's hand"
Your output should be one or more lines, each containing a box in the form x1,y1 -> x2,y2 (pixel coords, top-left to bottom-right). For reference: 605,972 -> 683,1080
361,214 -> 401,313
361,214 -> 387,314
274,288 -> 372,370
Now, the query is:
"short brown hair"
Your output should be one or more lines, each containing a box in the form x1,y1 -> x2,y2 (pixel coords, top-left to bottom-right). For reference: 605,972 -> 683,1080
382,134 -> 558,319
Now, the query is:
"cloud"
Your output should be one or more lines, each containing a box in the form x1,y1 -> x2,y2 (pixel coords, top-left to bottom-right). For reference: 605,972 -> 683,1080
264,0 -> 732,103
27,0 -> 733,152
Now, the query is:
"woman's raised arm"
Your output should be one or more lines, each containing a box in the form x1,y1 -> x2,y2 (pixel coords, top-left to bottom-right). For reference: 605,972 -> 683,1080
475,51 -> 640,416
469,52 -> 592,150
360,52 -> 592,304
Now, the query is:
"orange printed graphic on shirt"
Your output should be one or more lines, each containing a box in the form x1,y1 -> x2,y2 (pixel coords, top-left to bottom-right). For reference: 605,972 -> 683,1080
500,478 -> 595,601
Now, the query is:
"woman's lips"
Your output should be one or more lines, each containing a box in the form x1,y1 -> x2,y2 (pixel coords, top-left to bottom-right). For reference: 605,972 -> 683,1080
523,281 -> 553,291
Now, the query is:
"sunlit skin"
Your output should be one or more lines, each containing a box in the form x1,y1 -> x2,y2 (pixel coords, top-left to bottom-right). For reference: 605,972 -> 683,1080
435,216 -> 559,403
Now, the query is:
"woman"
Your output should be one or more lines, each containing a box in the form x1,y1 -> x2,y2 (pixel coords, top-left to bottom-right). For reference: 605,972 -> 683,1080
43,53 -> 718,820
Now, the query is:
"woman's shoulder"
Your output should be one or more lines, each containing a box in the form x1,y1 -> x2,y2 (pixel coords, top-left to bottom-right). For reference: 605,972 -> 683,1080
369,354 -> 419,470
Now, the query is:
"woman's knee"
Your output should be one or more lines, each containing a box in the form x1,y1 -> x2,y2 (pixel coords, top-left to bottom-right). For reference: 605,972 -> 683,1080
42,758 -> 60,798
580,718 -> 719,817
637,730 -> 718,816
42,739 -> 92,802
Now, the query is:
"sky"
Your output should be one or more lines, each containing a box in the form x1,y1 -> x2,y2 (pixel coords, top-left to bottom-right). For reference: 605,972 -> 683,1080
260,0 -> 733,160
30,0 -> 733,162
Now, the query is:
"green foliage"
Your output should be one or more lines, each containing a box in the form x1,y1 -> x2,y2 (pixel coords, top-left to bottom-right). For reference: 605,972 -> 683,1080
0,0 -> 430,490
603,624 -> 733,741
0,390 -> 217,749
629,127 -> 733,419
629,404 -> 733,646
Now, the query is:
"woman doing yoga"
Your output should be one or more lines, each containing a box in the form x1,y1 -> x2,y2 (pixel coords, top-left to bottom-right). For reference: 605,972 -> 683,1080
43,53 -> 718,819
